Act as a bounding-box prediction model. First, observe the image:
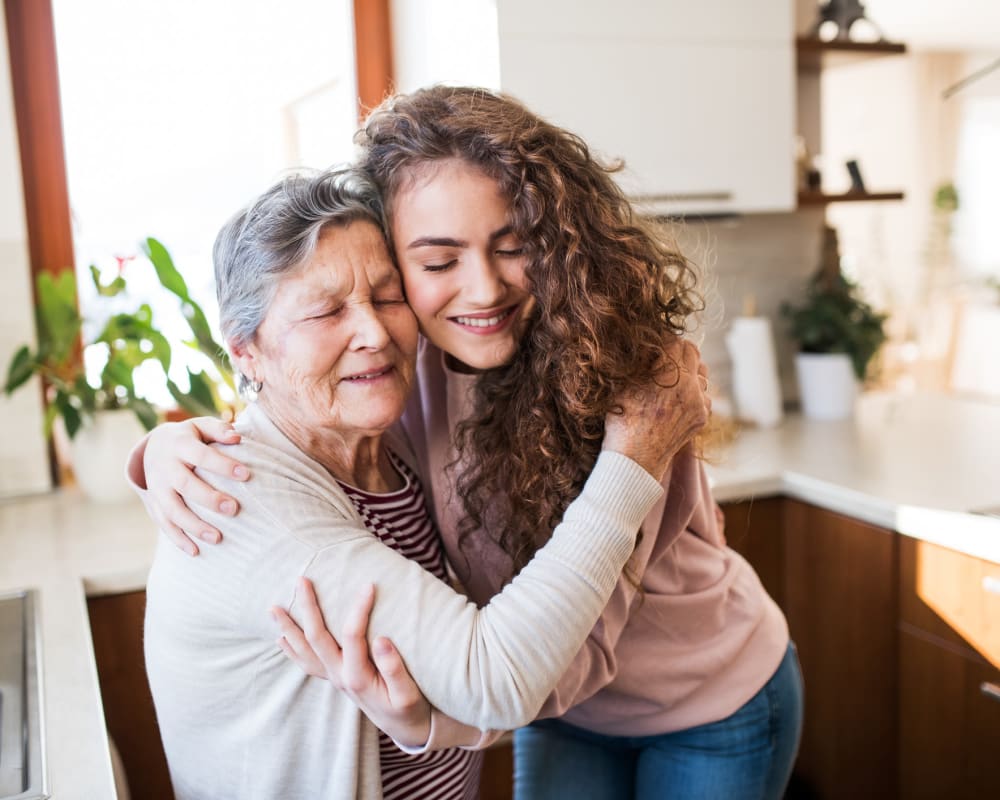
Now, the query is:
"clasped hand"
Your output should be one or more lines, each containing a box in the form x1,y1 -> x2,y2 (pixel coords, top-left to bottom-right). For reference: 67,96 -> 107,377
271,577 -> 432,749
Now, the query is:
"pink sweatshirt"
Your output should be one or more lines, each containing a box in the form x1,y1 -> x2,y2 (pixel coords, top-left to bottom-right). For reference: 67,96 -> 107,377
404,338 -> 789,737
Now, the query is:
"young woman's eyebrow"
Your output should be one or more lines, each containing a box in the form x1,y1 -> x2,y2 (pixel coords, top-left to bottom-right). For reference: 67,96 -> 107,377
489,225 -> 515,243
407,236 -> 468,249
406,226 -> 516,250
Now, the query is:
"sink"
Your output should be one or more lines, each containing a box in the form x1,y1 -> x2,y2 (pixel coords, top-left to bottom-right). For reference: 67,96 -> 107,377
0,590 -> 47,799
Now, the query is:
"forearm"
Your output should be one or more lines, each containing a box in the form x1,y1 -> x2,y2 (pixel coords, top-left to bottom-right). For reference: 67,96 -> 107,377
535,451 -> 723,718
300,450 -> 663,731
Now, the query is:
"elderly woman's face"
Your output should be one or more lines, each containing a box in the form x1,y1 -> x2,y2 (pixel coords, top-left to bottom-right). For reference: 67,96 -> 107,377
241,221 -> 418,437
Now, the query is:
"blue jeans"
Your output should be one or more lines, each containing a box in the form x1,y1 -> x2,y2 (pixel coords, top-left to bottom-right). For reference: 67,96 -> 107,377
513,642 -> 803,800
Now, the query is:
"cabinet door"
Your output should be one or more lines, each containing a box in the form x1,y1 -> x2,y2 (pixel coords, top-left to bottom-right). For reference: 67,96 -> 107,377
88,591 -> 174,800
722,498 -> 785,609
897,535 -> 1000,798
495,1 -> 794,215
898,631 -> 1000,799
498,0 -> 790,44
782,500 -> 898,800
899,535 -> 1000,666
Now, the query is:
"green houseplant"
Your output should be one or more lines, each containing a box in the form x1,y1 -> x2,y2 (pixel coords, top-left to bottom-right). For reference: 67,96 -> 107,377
781,225 -> 888,419
4,238 -> 234,439
782,268 -> 888,383
3,239 -> 234,500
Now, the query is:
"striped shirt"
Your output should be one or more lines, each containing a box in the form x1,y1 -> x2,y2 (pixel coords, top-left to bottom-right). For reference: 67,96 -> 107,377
337,450 -> 483,800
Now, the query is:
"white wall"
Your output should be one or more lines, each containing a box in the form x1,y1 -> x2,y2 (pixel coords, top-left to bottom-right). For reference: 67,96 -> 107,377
0,11 -> 52,497
390,0 -> 500,93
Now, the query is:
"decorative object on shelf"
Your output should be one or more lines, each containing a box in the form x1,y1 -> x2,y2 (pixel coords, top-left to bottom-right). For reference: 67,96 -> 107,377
809,0 -> 885,43
795,136 -> 823,192
725,295 -> 784,428
845,159 -> 867,192
782,225 -> 888,419
3,239 -> 236,500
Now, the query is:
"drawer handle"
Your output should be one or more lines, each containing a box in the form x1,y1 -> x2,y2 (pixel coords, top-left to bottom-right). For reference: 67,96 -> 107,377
982,682 -> 1000,703
983,576 -> 1000,595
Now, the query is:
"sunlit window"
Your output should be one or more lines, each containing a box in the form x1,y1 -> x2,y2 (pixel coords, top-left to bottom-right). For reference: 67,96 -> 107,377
53,0 -> 358,406
954,96 -> 1000,278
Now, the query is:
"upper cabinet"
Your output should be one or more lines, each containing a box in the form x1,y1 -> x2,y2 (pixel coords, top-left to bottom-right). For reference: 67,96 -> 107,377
492,0 -> 796,216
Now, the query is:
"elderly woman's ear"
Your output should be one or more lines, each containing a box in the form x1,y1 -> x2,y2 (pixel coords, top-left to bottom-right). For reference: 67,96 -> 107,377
228,339 -> 263,397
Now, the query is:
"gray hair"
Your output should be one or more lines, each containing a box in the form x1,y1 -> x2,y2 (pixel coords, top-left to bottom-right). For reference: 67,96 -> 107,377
213,167 -> 387,392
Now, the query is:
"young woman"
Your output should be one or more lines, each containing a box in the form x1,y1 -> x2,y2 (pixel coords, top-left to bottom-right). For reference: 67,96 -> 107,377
132,86 -> 802,799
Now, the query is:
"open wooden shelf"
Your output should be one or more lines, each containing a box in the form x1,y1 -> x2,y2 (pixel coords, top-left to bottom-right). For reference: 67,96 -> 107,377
798,189 -> 904,206
796,37 -> 907,71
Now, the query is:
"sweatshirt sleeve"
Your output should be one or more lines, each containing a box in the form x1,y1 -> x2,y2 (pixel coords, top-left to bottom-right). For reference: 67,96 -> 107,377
532,447 -> 722,718
203,448 -> 663,733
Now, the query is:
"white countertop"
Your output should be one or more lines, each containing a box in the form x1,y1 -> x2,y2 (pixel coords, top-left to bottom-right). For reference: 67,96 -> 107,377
707,391 -> 1000,565
0,492 -> 156,800
2,389 -> 998,799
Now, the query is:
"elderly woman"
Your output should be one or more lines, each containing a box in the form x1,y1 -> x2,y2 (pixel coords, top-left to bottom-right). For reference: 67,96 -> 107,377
143,166 -> 698,799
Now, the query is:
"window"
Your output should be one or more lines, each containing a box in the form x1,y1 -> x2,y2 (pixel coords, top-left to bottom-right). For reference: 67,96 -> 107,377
53,0 -> 359,405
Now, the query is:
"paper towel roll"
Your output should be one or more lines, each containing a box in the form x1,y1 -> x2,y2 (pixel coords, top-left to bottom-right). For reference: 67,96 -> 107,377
725,316 -> 783,428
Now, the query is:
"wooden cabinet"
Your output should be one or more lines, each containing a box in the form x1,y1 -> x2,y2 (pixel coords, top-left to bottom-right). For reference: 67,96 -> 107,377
897,536 -> 1000,799
897,630 -> 1000,799
491,0 -> 795,216
723,498 -> 1000,799
724,498 -> 898,799
88,590 -> 174,800
783,499 -> 899,799
724,497 -> 785,608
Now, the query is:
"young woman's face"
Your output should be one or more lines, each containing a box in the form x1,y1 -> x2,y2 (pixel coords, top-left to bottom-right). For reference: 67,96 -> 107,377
389,159 -> 535,371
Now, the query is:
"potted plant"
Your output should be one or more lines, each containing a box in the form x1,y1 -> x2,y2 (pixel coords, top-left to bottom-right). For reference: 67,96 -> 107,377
3,238 -> 235,500
782,227 -> 888,420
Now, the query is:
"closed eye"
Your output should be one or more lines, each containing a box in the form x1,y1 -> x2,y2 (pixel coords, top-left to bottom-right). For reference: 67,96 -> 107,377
423,260 -> 457,272
496,247 -> 524,257
309,306 -> 344,320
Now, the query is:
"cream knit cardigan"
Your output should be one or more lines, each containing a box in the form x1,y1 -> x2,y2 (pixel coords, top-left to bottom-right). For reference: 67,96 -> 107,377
143,403 -> 662,800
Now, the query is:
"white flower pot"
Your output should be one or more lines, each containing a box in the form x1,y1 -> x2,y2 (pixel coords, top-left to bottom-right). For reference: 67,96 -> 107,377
795,353 -> 858,420
69,409 -> 148,502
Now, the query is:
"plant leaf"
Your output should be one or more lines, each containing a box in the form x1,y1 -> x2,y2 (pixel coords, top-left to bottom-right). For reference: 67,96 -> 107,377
144,237 -> 190,298
54,390 -> 83,439
127,396 -> 160,432
167,375 -> 218,417
36,270 -> 82,363
89,264 -> 127,297
4,345 -> 38,394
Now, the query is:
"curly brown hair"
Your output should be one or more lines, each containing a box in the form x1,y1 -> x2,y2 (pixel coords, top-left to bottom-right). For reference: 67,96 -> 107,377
359,86 -> 704,577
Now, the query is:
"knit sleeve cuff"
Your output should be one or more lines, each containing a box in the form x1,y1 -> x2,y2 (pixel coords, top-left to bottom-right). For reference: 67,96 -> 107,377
391,710 -> 500,754
124,432 -> 152,494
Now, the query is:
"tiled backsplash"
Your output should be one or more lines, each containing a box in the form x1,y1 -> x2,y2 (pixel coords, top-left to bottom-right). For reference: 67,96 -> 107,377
674,209 -> 827,407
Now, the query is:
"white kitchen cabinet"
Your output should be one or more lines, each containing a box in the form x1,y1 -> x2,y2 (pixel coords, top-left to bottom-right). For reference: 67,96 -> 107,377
495,0 -> 795,215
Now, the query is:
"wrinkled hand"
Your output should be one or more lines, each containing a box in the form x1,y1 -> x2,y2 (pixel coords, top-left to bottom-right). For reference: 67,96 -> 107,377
142,417 -> 248,555
272,578 -> 432,749
603,339 -> 711,481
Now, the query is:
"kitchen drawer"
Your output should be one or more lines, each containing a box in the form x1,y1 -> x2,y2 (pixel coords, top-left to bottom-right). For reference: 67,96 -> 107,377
898,628 -> 1000,799
899,535 -> 1000,667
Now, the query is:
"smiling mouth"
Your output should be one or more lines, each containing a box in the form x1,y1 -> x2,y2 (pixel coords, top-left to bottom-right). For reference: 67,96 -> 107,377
451,306 -> 517,329
342,366 -> 393,382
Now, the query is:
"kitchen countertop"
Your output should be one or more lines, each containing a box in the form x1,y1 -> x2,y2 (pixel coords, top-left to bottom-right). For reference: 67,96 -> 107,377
1,389 -> 998,799
708,391 -> 1000,565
